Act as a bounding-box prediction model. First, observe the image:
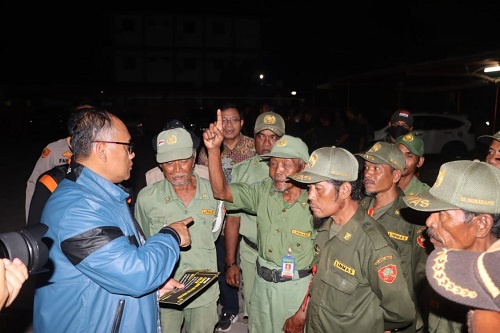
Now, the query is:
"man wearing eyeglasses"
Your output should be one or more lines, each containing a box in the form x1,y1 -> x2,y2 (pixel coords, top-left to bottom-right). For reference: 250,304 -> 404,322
34,107 -> 192,333
197,103 -> 256,330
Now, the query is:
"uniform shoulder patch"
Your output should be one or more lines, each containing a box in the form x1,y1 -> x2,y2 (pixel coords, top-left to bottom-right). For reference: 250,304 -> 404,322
378,264 -> 397,283
41,147 -> 51,158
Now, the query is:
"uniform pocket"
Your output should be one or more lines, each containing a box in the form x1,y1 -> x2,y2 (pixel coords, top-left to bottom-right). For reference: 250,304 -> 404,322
318,269 -> 359,317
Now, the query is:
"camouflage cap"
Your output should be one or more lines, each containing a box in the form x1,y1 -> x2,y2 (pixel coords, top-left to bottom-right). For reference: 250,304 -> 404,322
404,160 -> 500,213
355,141 -> 404,171
156,128 -> 193,163
288,146 -> 358,183
260,135 -> 309,163
394,132 -> 424,156
254,112 -> 285,136
477,130 -> 500,145
426,239 -> 500,312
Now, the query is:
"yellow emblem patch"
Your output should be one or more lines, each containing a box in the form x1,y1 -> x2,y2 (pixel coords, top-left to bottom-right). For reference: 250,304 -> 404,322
388,231 -> 409,241
167,135 -> 177,144
434,169 -> 445,187
343,232 -> 352,241
369,143 -> 382,152
307,154 -> 317,168
291,229 -> 311,238
201,209 -> 216,215
263,115 -> 276,125
277,138 -> 288,147
402,133 -> 414,142
333,259 -> 356,275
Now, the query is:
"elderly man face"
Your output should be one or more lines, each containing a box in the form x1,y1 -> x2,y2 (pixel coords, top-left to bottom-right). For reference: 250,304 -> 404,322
269,157 -> 305,192
485,139 -> 500,169
425,209 -> 485,250
160,154 -> 195,186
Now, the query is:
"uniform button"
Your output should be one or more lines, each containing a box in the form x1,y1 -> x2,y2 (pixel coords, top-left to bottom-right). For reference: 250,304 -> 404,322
275,229 -> 280,233
282,209 -> 286,212
268,249 -> 273,253
203,220 -> 206,225
296,243 -> 301,247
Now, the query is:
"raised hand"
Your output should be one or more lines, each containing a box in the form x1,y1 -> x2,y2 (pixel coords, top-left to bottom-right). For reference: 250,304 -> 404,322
202,109 -> 224,150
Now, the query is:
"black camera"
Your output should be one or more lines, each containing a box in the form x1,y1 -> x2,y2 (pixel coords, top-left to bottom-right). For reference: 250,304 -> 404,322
0,224 -> 49,274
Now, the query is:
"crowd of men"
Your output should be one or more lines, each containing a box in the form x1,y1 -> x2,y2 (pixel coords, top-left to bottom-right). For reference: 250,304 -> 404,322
7,106 -> 500,332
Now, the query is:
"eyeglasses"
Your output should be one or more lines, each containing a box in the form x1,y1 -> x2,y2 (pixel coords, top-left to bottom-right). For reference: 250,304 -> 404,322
222,118 -> 241,125
93,141 -> 134,154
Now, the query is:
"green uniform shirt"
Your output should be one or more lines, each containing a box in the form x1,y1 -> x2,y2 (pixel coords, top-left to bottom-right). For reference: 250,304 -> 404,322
228,155 -> 270,242
306,207 -> 415,333
227,178 -> 315,270
360,189 -> 429,332
135,173 -> 221,308
403,176 -> 431,196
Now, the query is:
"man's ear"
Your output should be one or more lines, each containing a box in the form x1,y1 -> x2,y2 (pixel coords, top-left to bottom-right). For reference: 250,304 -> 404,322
393,169 -> 402,183
416,156 -> 425,168
94,142 -> 107,162
475,213 -> 493,238
66,136 -> 72,149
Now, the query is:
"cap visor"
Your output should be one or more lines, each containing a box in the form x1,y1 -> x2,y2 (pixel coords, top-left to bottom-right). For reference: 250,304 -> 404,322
261,152 -> 303,160
403,191 -> 460,212
356,154 -> 389,166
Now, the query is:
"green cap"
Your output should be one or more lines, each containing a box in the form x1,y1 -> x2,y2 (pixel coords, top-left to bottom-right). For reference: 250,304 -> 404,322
254,112 -> 285,136
288,146 -> 358,183
156,128 -> 193,163
477,130 -> 500,145
395,132 -> 424,156
404,160 -> 500,213
261,135 -> 309,163
355,141 -> 404,171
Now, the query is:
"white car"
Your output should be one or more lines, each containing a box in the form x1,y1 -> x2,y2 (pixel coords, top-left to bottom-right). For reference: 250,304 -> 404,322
373,113 -> 476,160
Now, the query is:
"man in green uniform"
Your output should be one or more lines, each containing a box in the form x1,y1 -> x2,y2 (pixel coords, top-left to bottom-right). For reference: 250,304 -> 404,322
356,142 -> 429,333
404,159 -> 500,333
282,146 -> 415,333
224,111 -> 285,319
395,133 -> 431,195
135,128 -> 223,333
203,109 -> 314,333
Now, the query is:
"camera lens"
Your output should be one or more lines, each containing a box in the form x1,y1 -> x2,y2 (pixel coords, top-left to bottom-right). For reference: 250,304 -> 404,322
0,224 -> 49,274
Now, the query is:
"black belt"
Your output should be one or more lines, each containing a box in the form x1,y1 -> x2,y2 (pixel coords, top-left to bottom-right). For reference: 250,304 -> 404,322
242,236 -> 258,251
256,260 -> 311,283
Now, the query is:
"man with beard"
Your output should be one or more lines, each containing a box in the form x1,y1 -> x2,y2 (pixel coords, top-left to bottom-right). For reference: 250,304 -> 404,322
135,128 -> 223,333
383,109 -> 414,143
356,142 -> 429,333
223,111 -> 285,324
203,109 -> 313,333
282,146 -> 415,333
404,159 -> 500,333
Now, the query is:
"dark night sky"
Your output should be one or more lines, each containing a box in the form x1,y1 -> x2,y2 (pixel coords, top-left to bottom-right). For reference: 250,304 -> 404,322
2,2 -> 500,87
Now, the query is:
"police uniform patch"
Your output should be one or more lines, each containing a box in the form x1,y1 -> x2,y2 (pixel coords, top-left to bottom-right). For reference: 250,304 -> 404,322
41,147 -> 51,158
417,235 -> 426,248
373,255 -> 393,266
202,209 -> 215,215
388,231 -> 409,242
333,259 -> 356,275
378,264 -> 397,283
291,229 -> 311,238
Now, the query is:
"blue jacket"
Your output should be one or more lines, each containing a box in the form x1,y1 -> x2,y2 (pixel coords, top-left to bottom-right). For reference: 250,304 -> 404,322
34,166 -> 181,333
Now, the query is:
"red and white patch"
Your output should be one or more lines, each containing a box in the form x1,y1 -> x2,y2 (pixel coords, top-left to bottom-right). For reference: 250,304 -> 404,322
41,147 -> 51,159
378,264 -> 397,283
417,235 -> 426,248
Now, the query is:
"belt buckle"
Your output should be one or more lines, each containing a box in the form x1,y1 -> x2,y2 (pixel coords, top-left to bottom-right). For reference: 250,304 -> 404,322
261,267 -> 273,282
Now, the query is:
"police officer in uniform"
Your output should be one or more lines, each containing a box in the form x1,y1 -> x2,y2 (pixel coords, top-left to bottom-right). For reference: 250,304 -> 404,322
283,146 -> 415,333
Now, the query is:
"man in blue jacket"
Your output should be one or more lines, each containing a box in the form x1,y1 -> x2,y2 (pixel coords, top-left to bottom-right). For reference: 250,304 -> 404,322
34,107 -> 192,333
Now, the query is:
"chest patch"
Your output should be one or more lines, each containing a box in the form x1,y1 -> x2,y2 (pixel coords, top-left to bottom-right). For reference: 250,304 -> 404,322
388,231 -> 409,242
291,229 -> 311,238
333,259 -> 356,276
201,209 -> 215,215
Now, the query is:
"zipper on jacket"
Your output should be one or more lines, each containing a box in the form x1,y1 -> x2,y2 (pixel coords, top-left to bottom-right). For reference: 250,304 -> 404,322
111,299 -> 125,333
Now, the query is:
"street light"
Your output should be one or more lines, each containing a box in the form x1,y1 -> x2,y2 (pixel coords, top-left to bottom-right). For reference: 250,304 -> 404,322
484,66 -> 500,73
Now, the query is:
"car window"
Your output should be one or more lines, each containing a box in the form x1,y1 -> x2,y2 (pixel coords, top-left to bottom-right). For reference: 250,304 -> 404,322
413,116 -> 464,130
